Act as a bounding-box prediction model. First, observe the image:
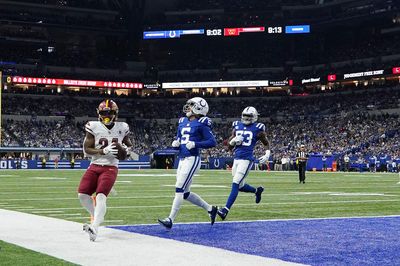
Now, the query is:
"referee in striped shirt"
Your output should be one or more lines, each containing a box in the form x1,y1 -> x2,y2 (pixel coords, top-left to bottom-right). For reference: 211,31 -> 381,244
296,145 -> 308,183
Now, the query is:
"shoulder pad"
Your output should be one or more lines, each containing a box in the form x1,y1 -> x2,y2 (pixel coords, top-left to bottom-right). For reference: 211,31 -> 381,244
255,123 -> 266,132
232,121 -> 240,128
178,117 -> 187,124
122,122 -> 130,136
198,117 -> 212,127
85,121 -> 97,135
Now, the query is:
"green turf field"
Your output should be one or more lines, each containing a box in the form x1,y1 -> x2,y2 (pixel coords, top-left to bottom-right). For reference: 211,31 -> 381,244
0,240 -> 75,266
0,169 -> 399,224
0,169 -> 399,264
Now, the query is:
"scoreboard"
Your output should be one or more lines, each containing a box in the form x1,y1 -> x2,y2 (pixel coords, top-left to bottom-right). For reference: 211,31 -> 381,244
143,25 -> 310,40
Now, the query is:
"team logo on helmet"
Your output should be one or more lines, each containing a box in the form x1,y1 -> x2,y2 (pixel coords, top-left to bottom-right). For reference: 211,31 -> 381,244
183,97 -> 209,117
97,99 -> 119,125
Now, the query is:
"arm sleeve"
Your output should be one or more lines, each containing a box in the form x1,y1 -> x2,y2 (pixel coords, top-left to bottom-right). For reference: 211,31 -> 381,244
196,125 -> 217,149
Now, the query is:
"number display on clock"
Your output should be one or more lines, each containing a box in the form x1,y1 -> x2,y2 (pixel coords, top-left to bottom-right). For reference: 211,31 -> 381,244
267,27 -> 282,34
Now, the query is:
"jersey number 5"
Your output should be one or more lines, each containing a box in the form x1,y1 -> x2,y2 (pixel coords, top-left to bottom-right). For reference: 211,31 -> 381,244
236,130 -> 253,146
180,127 -> 191,144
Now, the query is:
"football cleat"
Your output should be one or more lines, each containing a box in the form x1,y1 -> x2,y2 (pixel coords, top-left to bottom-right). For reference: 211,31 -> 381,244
208,206 -> 218,225
255,186 -> 264,204
158,217 -> 173,230
217,207 -> 229,221
83,223 -> 89,232
83,224 -> 98,242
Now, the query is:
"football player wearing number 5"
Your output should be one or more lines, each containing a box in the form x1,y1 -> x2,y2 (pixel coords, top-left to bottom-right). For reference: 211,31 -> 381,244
218,106 -> 270,220
77,99 -> 132,241
158,97 -> 218,229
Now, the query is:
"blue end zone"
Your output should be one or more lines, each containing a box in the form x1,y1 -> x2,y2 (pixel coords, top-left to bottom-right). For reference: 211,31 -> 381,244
111,216 -> 400,265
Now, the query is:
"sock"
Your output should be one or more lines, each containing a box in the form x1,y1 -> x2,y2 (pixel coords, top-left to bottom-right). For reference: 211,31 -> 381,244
225,183 -> 240,210
78,193 -> 94,217
185,192 -> 212,212
169,193 -> 184,222
239,184 -> 257,193
92,193 -> 107,229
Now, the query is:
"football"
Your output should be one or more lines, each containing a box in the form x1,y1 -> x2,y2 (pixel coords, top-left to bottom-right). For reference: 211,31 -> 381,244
113,142 -> 127,160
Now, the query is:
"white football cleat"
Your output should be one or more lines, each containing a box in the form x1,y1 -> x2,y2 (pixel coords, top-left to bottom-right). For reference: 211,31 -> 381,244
83,223 -> 98,241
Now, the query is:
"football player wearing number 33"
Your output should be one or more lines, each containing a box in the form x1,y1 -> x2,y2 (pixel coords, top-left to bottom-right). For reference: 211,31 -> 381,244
158,97 -> 218,230
218,106 -> 270,220
77,99 -> 133,241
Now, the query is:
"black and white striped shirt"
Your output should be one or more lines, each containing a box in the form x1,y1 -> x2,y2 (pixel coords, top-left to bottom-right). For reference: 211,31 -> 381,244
296,151 -> 308,162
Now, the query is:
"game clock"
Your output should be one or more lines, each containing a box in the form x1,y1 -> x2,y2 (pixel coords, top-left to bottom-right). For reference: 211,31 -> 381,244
267,26 -> 282,34
206,29 -> 222,36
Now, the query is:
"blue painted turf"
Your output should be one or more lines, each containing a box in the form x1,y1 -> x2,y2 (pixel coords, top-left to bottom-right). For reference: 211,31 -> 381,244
111,216 -> 400,265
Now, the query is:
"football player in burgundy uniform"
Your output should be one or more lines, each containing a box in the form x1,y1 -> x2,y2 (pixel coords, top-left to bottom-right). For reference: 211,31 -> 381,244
78,99 -> 132,241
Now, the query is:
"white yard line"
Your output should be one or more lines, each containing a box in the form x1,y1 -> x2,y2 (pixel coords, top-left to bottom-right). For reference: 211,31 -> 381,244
3,192 -> 398,202
0,209 -> 304,266
49,213 -> 83,217
30,177 -> 67,180
10,198 -> 400,212
31,210 -> 64,214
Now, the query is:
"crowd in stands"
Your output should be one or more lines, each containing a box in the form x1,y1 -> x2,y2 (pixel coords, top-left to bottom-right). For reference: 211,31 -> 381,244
2,85 -> 400,162
3,119 -> 83,148
4,85 -> 400,119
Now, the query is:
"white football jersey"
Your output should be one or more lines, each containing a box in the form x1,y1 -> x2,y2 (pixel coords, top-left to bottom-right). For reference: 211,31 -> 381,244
84,121 -> 130,167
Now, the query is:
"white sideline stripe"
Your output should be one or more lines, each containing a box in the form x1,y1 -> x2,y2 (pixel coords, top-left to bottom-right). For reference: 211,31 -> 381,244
0,174 -> 20,177
115,181 -> 132,183
12,199 -> 400,212
0,209 -> 303,266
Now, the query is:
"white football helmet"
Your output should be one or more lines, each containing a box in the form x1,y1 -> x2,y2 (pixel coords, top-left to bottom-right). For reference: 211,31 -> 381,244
183,97 -> 209,117
241,106 -> 258,125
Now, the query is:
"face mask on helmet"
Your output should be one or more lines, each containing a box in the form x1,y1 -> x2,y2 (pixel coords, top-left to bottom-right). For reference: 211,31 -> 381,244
241,107 -> 258,125
241,113 -> 255,125
99,110 -> 117,125
97,100 -> 118,125
183,100 -> 196,117
183,97 -> 209,117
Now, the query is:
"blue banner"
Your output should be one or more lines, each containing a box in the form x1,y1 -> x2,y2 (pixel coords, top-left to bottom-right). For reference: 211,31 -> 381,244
143,29 -> 204,39
285,25 -> 310,34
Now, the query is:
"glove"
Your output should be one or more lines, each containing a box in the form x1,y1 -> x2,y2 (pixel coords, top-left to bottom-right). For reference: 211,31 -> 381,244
186,141 -> 196,150
258,150 -> 271,164
171,139 -> 181,148
103,143 -> 118,157
229,135 -> 244,146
